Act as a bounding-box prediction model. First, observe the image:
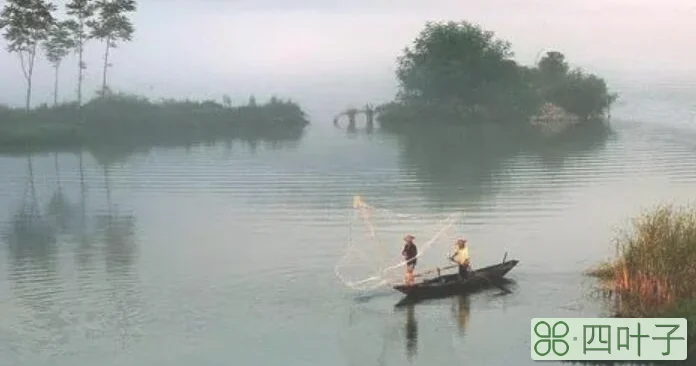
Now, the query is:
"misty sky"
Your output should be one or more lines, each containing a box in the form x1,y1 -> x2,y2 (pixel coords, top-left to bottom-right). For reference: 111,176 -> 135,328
1,0 -> 695,117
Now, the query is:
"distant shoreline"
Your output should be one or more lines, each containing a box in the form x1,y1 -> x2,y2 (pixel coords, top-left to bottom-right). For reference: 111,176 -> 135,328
0,92 -> 310,154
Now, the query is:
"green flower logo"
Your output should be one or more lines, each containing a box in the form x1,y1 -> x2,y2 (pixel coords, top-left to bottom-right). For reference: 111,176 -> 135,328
534,320 -> 570,356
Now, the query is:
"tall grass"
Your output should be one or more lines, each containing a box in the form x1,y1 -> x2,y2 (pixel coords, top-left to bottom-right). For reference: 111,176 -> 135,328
605,204 -> 696,316
583,204 -> 696,362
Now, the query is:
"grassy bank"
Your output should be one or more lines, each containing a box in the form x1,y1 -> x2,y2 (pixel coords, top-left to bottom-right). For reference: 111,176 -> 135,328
0,92 -> 309,153
586,204 -> 696,360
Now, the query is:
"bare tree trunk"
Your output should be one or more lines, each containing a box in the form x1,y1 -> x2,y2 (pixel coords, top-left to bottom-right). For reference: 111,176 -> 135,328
101,37 -> 111,97
26,45 -> 38,111
17,43 -> 38,112
78,47 -> 84,104
77,20 -> 85,105
53,63 -> 60,106
22,45 -> 38,112
25,76 -> 32,112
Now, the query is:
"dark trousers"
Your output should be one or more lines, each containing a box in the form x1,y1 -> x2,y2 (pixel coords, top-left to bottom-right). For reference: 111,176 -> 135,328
458,264 -> 469,279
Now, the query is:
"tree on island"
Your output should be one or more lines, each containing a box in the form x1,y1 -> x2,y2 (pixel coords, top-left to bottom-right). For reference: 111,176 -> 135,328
383,21 -> 617,126
0,0 -> 56,111
536,51 -> 569,84
396,21 -> 518,106
65,0 -> 98,105
0,0 -> 311,152
43,21 -> 76,106
90,0 -> 136,97
533,51 -> 618,121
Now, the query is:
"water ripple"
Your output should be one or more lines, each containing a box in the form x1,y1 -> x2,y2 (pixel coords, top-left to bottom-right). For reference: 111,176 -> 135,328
1,120 -> 696,365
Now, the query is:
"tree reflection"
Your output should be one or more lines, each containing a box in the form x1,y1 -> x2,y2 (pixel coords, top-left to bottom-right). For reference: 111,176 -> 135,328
4,154 -> 57,269
389,122 -> 612,207
0,135 -> 310,356
96,209 -> 137,275
46,153 -> 78,235
74,149 -> 95,269
91,147 -> 142,350
89,146 -> 138,276
2,152 -> 65,354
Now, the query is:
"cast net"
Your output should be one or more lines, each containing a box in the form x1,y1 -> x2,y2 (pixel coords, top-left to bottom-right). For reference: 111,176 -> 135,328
335,195 -> 464,291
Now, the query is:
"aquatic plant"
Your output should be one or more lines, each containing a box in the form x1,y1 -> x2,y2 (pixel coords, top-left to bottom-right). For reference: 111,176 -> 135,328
588,204 -> 696,357
584,204 -> 696,362
590,204 -> 696,316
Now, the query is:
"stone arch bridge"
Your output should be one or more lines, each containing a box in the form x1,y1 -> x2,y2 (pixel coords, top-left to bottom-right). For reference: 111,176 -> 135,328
333,104 -> 376,132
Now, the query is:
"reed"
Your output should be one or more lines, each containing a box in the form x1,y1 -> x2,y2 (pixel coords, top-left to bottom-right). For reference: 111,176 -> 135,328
605,204 -> 696,316
584,260 -> 615,280
581,204 -> 696,362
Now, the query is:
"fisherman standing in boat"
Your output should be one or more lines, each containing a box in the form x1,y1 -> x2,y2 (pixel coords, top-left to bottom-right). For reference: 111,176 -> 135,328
402,234 -> 418,286
449,239 -> 470,280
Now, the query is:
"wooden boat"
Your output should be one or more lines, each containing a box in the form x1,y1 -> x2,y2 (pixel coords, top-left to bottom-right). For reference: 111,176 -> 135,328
392,258 -> 519,301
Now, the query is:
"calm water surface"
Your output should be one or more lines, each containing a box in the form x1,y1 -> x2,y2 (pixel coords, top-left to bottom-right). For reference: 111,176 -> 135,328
1,114 -> 696,366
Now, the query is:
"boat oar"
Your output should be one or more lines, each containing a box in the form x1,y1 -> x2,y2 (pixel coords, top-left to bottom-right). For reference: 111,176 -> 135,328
413,264 -> 458,279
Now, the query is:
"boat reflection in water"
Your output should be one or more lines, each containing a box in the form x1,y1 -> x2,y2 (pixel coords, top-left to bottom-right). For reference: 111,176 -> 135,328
397,296 -> 471,362
394,276 -> 518,361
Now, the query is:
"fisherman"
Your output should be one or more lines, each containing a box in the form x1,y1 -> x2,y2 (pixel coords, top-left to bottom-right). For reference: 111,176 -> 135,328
402,234 -> 418,286
449,239 -> 470,280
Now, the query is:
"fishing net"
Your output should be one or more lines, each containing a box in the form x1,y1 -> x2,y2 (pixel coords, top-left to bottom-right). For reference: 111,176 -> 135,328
335,195 -> 464,291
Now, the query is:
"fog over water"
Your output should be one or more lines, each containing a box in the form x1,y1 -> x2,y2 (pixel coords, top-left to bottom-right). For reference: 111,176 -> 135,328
1,0 -> 695,123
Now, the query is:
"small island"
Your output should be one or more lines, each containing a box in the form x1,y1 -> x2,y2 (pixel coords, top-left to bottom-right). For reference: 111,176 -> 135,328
375,21 -> 618,136
0,94 -> 309,152
0,0 -> 309,153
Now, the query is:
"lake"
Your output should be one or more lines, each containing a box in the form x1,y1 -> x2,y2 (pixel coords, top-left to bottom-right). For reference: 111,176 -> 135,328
1,110 -> 696,366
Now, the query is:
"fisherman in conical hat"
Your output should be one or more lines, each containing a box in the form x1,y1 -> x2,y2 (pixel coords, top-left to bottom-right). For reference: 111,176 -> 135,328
402,234 -> 418,286
449,238 -> 471,280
